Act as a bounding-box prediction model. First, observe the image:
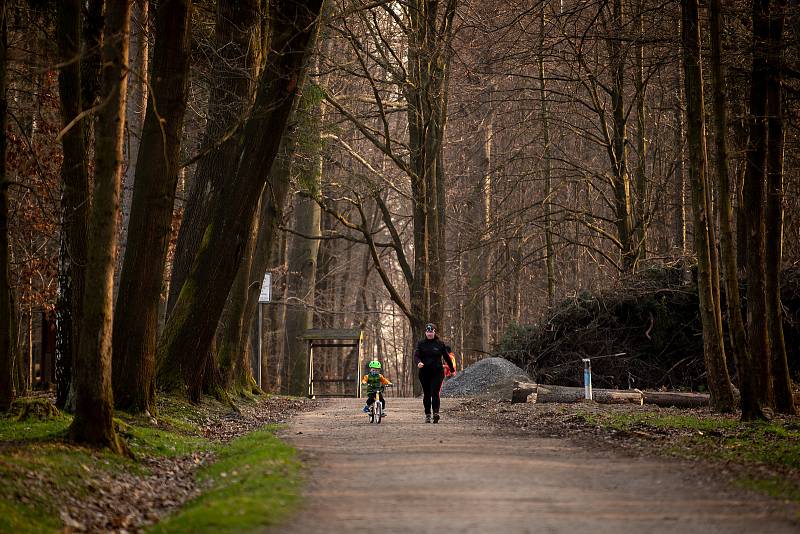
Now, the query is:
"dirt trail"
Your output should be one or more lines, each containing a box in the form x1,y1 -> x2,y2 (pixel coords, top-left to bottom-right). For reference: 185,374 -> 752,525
270,398 -> 797,534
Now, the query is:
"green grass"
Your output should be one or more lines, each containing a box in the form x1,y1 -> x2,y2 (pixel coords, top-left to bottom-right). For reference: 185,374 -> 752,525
737,476 -> 800,502
150,427 -> 301,534
577,409 -> 800,502
0,412 -> 72,442
1,398 -> 302,534
0,496 -> 60,534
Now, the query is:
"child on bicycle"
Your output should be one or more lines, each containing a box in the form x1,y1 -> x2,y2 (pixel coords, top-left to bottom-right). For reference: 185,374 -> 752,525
362,359 -> 392,414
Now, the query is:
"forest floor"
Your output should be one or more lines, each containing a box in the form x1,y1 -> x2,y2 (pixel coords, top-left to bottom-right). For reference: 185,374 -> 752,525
0,393 -> 312,532
269,397 -> 800,534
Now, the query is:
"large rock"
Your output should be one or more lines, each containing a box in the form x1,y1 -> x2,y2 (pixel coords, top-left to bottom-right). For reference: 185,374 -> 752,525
441,357 -> 530,398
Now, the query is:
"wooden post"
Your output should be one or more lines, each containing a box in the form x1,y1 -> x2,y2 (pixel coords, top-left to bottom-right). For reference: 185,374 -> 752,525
307,340 -> 313,398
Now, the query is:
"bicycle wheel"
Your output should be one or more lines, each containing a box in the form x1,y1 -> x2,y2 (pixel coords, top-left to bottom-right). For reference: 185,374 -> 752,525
375,400 -> 382,424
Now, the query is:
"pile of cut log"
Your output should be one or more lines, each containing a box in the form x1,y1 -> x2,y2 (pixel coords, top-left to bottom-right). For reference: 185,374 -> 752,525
511,381 -> 710,408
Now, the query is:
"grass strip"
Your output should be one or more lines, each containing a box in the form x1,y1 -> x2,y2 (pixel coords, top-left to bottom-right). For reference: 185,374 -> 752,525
150,427 -> 301,534
576,409 -> 800,502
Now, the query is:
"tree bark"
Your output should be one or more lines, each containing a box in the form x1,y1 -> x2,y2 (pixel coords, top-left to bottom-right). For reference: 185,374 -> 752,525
285,113 -> 322,395
609,0 -> 637,271
112,0 -> 192,414
68,0 -> 131,453
764,0 -> 795,415
60,0 -> 104,414
167,0 -> 262,316
0,0 -> 13,412
157,0 -> 324,401
744,0 -> 773,408
236,155 -> 293,391
709,0 -> 764,420
673,63 -> 686,254
539,8 -> 555,307
118,0 -> 150,295
463,104 -> 490,364
406,0 -> 457,359
633,0 -> 648,262
681,0 -> 736,412
55,0 -> 92,411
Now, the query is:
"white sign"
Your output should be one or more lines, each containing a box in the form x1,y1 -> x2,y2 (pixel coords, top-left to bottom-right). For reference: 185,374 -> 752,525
258,272 -> 272,303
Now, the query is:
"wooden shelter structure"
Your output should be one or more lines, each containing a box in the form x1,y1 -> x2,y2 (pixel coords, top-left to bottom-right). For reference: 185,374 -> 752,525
300,328 -> 363,398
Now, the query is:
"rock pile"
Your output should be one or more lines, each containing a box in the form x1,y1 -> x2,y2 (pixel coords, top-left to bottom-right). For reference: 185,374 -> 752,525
441,357 -> 530,398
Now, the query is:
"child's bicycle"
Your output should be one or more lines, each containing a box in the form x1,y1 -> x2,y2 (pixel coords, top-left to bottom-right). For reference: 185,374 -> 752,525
367,384 -> 392,424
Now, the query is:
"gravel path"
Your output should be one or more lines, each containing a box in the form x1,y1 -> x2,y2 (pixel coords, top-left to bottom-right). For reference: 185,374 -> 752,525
269,398 -> 798,534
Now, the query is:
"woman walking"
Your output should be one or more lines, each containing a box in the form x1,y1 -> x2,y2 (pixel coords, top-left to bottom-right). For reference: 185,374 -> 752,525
414,323 -> 456,423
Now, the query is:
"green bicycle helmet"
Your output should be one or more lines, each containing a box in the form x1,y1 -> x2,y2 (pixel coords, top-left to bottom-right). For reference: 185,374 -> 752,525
368,359 -> 382,369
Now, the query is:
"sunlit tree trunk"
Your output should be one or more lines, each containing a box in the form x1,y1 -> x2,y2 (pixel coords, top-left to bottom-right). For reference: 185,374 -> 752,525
118,0 -> 150,294
113,0 -> 192,414
68,0 -> 131,452
681,0 -> 736,412
709,0 -> 764,420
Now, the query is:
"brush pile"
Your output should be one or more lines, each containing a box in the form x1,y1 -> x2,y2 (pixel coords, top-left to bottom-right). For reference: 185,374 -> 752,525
496,264 -> 800,391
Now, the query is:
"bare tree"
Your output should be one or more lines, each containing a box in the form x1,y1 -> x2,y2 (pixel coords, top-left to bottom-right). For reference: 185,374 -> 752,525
681,0 -> 735,412
744,0 -> 774,408
764,0 -> 795,415
709,0 -> 763,419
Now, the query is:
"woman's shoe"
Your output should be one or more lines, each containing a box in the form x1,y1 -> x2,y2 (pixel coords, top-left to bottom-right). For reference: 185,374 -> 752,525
425,414 -> 431,423
433,413 -> 440,424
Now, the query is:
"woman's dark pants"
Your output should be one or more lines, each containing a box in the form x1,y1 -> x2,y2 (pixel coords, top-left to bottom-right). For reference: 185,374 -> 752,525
419,367 -> 445,415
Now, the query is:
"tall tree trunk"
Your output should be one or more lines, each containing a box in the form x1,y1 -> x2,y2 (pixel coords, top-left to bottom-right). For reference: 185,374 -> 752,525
157,0 -> 324,401
463,109 -> 490,362
55,0 -> 91,410
764,0 -> 795,415
539,8 -> 555,307
633,0 -> 648,262
0,0 -> 13,412
167,0 -> 262,316
609,0 -> 636,271
406,0 -> 457,355
112,0 -> 193,414
681,0 -> 736,412
61,0 -> 103,413
118,0 -> 150,295
673,63 -> 686,254
269,230 -> 289,393
213,193 -> 262,397
68,0 -> 131,452
744,0 -> 773,408
285,137 -> 322,395
234,138 -> 294,392
709,0 -> 764,420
